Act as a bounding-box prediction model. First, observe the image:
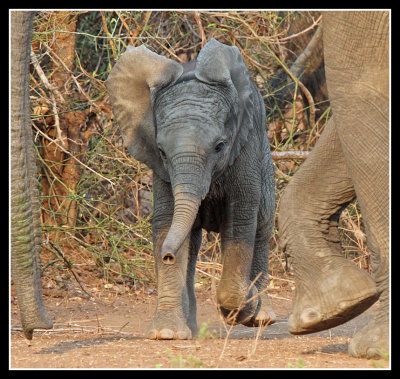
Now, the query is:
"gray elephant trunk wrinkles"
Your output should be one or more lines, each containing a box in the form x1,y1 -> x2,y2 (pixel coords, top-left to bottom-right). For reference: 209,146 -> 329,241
160,150 -> 210,263
11,11 -> 53,339
154,79 -> 235,264
169,151 -> 209,199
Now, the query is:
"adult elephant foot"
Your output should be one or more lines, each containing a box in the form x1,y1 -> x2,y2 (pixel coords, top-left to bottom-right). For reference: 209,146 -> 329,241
348,315 -> 389,359
287,255 -> 379,335
348,282 -> 389,359
146,310 -> 193,340
279,118 -> 380,335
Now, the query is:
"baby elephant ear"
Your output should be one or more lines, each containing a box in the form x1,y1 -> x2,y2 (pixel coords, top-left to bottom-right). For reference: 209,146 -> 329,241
106,45 -> 183,181
195,39 -> 259,166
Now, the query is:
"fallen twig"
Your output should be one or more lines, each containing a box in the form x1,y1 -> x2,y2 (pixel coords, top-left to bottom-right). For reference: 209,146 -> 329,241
11,324 -> 131,335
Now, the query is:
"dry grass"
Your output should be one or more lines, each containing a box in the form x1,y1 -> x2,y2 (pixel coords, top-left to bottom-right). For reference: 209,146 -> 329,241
28,10 -> 371,290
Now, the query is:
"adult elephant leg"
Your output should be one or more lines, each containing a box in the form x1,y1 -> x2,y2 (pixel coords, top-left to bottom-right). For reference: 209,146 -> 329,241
11,11 -> 53,339
323,11 -> 389,358
146,174 -> 193,340
279,118 -> 379,334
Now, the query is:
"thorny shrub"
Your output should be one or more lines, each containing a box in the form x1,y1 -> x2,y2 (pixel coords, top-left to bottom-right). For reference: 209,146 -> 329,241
27,10 -> 371,293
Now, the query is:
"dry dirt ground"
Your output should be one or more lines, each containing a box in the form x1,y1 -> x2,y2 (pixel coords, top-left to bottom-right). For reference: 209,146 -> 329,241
10,279 -> 390,370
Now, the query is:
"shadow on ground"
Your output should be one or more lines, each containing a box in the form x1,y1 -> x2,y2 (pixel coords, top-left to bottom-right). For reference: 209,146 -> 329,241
209,312 -> 374,341
35,336 -> 139,355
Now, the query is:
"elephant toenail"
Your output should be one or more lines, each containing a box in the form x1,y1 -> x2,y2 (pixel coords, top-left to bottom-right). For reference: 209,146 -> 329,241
147,329 -> 157,340
159,328 -> 174,339
255,310 -> 268,321
337,300 -> 352,311
366,348 -> 382,360
300,308 -> 321,326
177,330 -> 190,339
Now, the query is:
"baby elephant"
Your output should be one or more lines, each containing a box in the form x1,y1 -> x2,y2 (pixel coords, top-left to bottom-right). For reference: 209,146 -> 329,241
106,38 -> 275,339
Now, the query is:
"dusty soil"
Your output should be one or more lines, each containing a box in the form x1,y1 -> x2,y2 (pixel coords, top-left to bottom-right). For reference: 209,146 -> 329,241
10,278 -> 389,369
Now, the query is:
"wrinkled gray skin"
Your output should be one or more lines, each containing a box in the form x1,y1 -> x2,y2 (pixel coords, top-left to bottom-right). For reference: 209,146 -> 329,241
279,11 -> 389,359
11,11 -> 53,339
107,39 -> 276,339
13,12 -> 388,359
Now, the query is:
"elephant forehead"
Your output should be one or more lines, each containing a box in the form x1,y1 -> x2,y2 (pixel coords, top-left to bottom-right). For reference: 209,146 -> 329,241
157,122 -> 220,148
154,80 -> 234,126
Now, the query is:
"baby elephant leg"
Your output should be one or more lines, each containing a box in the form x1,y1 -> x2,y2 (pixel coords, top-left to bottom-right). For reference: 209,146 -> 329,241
217,239 -> 260,325
242,215 -> 276,327
147,175 -> 195,340
217,194 -> 264,325
147,228 -> 194,340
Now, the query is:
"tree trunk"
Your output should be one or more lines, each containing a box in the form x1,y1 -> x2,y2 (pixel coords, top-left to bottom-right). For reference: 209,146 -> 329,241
33,12 -> 96,243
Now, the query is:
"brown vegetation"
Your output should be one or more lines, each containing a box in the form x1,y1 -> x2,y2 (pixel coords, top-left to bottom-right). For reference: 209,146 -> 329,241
26,10 -> 370,299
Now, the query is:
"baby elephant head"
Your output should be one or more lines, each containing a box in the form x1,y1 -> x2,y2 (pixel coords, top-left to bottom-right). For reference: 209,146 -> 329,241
106,39 -> 257,264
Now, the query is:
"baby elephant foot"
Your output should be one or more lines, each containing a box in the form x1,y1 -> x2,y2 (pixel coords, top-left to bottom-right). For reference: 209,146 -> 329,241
146,311 -> 193,340
243,292 -> 276,327
348,316 -> 389,359
217,285 -> 259,326
288,256 -> 379,335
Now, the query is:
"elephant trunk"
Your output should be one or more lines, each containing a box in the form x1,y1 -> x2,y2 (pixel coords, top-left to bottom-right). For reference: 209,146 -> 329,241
161,191 -> 201,264
11,11 -> 53,339
160,154 -> 208,264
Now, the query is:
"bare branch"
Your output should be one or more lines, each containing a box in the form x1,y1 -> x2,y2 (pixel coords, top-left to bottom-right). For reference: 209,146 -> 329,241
194,11 -> 206,47
289,26 -> 323,78
32,122 -> 115,188
271,151 -> 310,160
30,50 -> 67,147
279,15 -> 322,42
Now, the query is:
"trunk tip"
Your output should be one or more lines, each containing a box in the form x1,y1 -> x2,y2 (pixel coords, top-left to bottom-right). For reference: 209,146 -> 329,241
22,316 -> 53,340
24,328 -> 34,340
22,315 -> 53,340
162,252 -> 176,265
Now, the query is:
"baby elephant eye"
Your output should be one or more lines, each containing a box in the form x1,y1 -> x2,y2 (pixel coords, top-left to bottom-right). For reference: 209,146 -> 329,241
159,147 -> 167,160
214,141 -> 225,153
